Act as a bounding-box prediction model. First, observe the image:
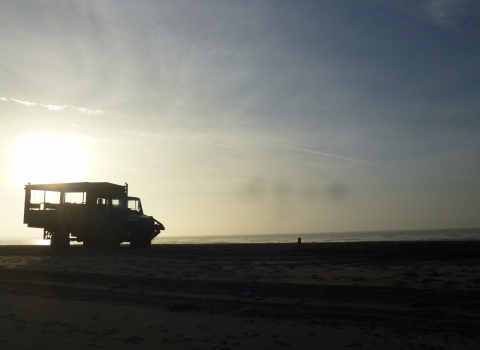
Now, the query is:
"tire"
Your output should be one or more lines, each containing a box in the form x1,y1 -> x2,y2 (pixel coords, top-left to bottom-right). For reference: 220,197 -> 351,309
130,235 -> 151,248
50,231 -> 70,249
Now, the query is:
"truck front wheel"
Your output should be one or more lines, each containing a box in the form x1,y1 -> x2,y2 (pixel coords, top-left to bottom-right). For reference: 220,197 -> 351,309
130,236 -> 151,248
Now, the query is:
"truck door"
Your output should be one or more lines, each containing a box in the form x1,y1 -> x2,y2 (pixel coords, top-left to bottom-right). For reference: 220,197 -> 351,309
91,197 -> 110,229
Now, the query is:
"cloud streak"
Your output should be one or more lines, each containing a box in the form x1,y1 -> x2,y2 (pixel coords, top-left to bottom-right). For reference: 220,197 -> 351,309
40,104 -> 68,111
10,98 -> 37,107
1,97 -> 119,117
289,146 -> 480,184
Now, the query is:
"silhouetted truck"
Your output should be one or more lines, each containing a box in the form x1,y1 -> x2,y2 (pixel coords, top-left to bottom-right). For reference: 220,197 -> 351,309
23,182 -> 164,248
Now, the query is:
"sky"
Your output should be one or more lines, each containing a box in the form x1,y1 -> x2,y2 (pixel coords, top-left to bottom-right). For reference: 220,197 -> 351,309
1,0 -> 480,239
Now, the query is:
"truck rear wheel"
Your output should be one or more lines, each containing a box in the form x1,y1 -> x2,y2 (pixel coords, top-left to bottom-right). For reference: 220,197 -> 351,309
51,231 -> 70,249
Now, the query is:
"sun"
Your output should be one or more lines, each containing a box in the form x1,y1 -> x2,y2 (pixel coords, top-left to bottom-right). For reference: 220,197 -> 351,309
10,134 -> 89,186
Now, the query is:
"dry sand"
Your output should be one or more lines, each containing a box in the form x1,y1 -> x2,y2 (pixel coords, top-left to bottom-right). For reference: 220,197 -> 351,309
0,241 -> 479,349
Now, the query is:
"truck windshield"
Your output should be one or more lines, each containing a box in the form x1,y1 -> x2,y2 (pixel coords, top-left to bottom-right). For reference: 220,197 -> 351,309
111,197 -> 142,213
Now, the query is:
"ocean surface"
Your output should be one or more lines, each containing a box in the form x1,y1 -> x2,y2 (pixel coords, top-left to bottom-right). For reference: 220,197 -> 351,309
2,228 -> 480,245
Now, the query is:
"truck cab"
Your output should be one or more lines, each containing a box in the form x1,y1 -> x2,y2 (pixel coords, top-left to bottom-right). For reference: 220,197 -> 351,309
24,182 -> 165,248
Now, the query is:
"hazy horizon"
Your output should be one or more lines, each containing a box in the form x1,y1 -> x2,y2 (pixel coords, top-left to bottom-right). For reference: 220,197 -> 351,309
1,1 -> 480,240
2,227 -> 480,245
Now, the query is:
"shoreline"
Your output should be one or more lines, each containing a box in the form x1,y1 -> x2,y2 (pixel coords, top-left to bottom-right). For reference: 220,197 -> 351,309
2,238 -> 479,247
2,226 -> 480,245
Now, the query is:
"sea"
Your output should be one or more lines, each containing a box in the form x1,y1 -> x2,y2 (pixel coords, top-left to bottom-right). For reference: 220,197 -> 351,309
1,228 -> 480,245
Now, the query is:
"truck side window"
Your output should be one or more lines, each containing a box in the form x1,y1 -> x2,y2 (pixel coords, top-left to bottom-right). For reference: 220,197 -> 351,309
112,198 -> 125,211
96,198 -> 107,211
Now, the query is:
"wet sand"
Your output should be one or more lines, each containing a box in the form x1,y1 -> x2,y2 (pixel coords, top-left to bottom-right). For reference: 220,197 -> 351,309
0,241 -> 479,349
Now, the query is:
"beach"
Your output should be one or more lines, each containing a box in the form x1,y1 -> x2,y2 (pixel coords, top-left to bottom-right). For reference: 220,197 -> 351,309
0,241 -> 479,349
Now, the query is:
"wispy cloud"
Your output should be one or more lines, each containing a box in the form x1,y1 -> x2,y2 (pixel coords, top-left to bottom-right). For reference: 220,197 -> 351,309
289,146 -> 480,184
141,127 -> 480,185
10,98 -> 37,106
68,105 -> 106,116
1,97 -> 121,117
424,0 -> 473,29
393,0 -> 480,32
40,104 -> 68,111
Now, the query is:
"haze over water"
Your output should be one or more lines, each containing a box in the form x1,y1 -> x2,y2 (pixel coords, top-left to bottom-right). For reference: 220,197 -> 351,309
2,228 -> 479,246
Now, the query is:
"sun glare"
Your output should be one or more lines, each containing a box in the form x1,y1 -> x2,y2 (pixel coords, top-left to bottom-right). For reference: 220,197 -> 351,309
10,135 -> 89,186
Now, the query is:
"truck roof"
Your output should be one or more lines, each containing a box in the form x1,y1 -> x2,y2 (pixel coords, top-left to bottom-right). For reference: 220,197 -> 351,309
24,182 -> 126,194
